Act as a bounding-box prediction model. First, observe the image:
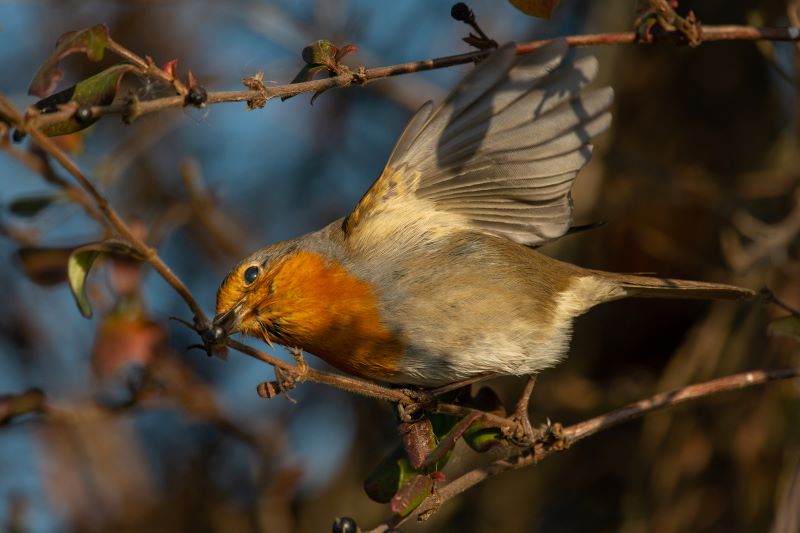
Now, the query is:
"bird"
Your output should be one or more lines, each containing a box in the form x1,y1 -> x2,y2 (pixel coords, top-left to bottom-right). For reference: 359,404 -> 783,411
212,40 -> 754,388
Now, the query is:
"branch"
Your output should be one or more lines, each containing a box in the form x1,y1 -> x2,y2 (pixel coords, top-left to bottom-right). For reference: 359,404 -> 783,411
368,368 -> 800,531
0,388 -> 47,423
1,90 -> 440,408
0,93 -> 209,327
21,25 -> 800,131
222,339 -> 415,404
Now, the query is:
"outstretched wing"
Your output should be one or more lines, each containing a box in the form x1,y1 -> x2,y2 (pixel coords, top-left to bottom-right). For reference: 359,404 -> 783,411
343,40 -> 613,247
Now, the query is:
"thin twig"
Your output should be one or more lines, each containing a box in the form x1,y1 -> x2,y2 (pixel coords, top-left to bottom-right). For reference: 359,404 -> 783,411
0,94 -> 209,326
21,25 -> 800,131
368,368 -> 800,531
431,402 -> 514,430
0,388 -> 47,423
223,338 -> 414,404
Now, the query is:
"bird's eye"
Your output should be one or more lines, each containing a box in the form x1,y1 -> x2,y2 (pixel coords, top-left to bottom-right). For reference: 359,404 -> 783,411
243,265 -> 259,284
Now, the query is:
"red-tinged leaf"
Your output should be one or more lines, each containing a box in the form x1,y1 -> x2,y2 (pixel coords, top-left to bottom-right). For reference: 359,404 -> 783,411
187,69 -> 197,89
15,246 -> 74,286
420,412 -> 481,470
28,24 -> 110,97
8,192 -> 65,217
390,474 -> 433,517
430,471 -> 446,483
509,0 -> 561,19
91,314 -> 166,378
399,418 -> 437,470
68,240 -> 145,318
31,64 -> 137,136
162,59 -> 178,79
334,44 -> 358,62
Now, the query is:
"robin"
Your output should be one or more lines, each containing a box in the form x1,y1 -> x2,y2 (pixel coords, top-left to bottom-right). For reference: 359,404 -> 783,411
212,41 -> 754,387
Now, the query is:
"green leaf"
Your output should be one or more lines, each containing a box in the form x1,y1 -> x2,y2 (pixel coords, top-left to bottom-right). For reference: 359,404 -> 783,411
462,386 -> 510,452
301,40 -> 337,66
768,315 -> 800,343
67,240 -> 144,318
29,24 -> 110,98
68,248 -> 102,318
33,64 -> 136,136
364,447 -> 418,504
390,474 -> 433,517
284,40 -> 356,104
508,0 -> 561,19
8,193 -> 64,217
463,425 -> 507,452
334,44 -> 358,62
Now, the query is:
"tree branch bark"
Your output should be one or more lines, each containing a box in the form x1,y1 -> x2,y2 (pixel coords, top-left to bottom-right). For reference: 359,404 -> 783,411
20,25 -> 800,131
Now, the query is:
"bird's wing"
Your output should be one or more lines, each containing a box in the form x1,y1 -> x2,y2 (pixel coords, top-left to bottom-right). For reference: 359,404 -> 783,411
343,40 -> 613,247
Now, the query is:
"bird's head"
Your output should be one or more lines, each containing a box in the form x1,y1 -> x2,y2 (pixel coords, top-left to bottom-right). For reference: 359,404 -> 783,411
213,244 -> 296,346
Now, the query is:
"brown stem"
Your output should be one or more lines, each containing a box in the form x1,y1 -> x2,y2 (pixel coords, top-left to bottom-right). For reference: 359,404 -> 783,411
105,36 -> 188,95
224,339 -> 414,403
0,388 -> 47,423
431,402 -> 514,431
369,368 -> 800,531
23,25 -> 800,131
0,93 -> 209,326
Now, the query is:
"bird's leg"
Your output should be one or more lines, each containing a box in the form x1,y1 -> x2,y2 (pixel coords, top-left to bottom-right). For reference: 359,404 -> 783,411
393,385 -> 437,423
289,347 -> 309,380
511,376 -> 537,444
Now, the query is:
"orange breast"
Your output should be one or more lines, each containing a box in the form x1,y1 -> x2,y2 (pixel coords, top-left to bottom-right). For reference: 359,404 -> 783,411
268,251 -> 404,380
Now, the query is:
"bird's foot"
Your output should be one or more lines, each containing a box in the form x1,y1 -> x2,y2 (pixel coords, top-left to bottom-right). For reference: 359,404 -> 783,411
395,388 -> 436,422
509,376 -> 537,445
289,347 -> 309,380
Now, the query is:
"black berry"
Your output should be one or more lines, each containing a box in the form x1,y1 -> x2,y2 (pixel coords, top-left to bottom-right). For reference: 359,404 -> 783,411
185,86 -> 208,107
451,2 -> 472,22
74,105 -> 93,125
332,516 -> 358,533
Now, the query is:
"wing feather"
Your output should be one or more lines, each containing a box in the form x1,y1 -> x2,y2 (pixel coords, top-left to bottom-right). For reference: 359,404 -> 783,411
344,40 -> 613,246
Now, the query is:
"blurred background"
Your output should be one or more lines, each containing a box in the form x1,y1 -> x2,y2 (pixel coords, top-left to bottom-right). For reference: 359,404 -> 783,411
0,1 -> 799,532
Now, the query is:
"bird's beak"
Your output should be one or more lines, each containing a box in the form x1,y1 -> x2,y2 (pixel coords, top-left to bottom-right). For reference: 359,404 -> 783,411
212,300 -> 245,338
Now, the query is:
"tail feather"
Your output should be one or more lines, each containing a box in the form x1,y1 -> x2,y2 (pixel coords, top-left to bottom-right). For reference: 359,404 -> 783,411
590,270 -> 756,301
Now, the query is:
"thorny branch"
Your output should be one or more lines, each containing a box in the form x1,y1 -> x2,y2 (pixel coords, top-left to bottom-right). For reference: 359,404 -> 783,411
19,25 -> 800,132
